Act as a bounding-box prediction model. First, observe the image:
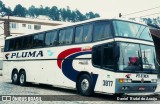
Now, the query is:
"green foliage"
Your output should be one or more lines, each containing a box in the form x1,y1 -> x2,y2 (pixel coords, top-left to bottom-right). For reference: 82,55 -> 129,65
0,0 -> 100,22
13,4 -> 26,17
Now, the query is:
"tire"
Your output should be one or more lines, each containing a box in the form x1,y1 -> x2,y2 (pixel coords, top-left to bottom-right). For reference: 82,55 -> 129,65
12,70 -> 19,85
77,74 -> 94,96
19,71 -> 26,86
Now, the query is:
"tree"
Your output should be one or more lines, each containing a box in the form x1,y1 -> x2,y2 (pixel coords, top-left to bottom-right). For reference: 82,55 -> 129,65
13,4 -> 26,17
59,8 -> 68,21
0,0 -> 7,16
74,9 -> 86,21
49,6 -> 59,20
28,5 -> 40,18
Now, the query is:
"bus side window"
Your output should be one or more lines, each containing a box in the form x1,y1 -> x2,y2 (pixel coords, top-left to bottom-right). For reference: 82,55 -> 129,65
14,38 -> 23,50
83,24 -> 92,43
75,26 -> 83,43
65,28 -> 73,44
102,44 -> 114,69
23,36 -> 32,49
59,28 -> 73,45
9,39 -> 14,51
93,21 -> 111,41
45,31 -> 57,46
59,29 -> 65,45
4,40 -> 10,52
33,33 -> 44,47
92,46 -> 102,67
92,43 -> 114,70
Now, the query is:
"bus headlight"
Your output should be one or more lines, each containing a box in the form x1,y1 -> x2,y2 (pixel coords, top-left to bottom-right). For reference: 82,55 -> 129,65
119,78 -> 132,83
151,79 -> 157,83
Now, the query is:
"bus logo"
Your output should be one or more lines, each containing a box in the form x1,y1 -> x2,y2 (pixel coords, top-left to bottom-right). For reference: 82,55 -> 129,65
125,74 -> 131,78
47,50 -> 54,56
5,53 -> 10,60
141,78 -> 144,83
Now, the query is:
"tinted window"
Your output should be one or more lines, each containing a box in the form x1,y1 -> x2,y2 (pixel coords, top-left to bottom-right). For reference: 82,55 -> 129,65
93,21 -> 111,41
33,33 -> 44,47
23,36 -> 32,49
102,44 -> 114,69
59,28 -> 73,45
65,28 -> 73,44
92,46 -> 101,67
75,23 -> 92,43
83,24 -> 92,42
14,38 -> 23,50
75,26 -> 83,43
45,31 -> 57,46
59,29 -> 65,45
4,40 -> 9,51
92,43 -> 114,70
9,39 -> 14,51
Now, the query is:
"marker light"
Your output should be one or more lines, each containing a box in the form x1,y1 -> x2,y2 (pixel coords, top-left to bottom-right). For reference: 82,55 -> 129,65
119,78 -> 132,83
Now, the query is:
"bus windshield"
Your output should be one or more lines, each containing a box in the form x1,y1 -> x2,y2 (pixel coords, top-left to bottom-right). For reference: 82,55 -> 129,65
113,20 -> 153,41
116,42 -> 157,73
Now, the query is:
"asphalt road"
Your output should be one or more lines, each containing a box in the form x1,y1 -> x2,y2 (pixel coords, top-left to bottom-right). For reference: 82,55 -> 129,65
0,75 -> 160,104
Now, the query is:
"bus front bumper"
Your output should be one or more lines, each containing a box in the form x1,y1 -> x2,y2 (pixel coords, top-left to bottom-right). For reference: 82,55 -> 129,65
115,81 -> 157,93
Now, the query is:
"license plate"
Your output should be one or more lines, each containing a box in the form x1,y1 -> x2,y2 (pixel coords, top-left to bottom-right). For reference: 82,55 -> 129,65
139,87 -> 145,90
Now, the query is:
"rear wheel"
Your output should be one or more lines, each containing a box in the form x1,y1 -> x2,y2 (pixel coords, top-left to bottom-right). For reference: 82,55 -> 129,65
19,71 -> 26,86
77,74 -> 93,96
12,70 -> 19,85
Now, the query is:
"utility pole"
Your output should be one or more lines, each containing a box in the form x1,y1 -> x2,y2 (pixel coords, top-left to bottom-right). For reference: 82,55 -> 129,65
4,14 -> 10,37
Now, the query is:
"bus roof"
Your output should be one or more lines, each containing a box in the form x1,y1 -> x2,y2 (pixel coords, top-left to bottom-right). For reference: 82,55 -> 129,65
6,17 -> 147,40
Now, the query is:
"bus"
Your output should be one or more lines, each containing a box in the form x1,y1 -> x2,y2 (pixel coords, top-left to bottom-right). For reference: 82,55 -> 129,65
3,18 -> 158,96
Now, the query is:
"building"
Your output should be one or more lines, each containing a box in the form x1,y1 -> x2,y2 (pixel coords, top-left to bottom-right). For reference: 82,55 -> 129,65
0,16 -> 69,70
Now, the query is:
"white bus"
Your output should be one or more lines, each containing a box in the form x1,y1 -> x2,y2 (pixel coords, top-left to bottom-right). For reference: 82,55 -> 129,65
3,18 -> 158,96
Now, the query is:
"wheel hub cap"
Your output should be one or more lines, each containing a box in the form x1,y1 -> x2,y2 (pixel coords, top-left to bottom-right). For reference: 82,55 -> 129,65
81,79 -> 89,91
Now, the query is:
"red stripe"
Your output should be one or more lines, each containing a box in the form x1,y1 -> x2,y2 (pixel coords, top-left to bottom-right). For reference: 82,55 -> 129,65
57,48 -> 81,69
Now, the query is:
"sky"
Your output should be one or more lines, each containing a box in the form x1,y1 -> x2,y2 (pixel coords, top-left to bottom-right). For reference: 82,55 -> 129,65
2,0 -> 160,18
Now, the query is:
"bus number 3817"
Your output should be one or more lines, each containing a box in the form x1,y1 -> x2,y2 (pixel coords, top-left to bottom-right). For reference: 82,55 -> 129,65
103,80 -> 113,86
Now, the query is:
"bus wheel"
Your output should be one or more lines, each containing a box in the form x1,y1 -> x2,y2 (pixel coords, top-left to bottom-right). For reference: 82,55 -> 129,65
12,70 -> 19,85
77,74 -> 93,96
19,71 -> 26,86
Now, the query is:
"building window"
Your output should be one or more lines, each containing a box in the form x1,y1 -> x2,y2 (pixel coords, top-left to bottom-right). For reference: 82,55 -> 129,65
10,23 -> 18,29
34,25 -> 41,30
28,25 -> 32,29
22,24 -> 26,27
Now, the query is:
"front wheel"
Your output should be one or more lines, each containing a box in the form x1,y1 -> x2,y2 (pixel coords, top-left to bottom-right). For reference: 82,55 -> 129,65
77,74 -> 94,96
19,71 -> 26,86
